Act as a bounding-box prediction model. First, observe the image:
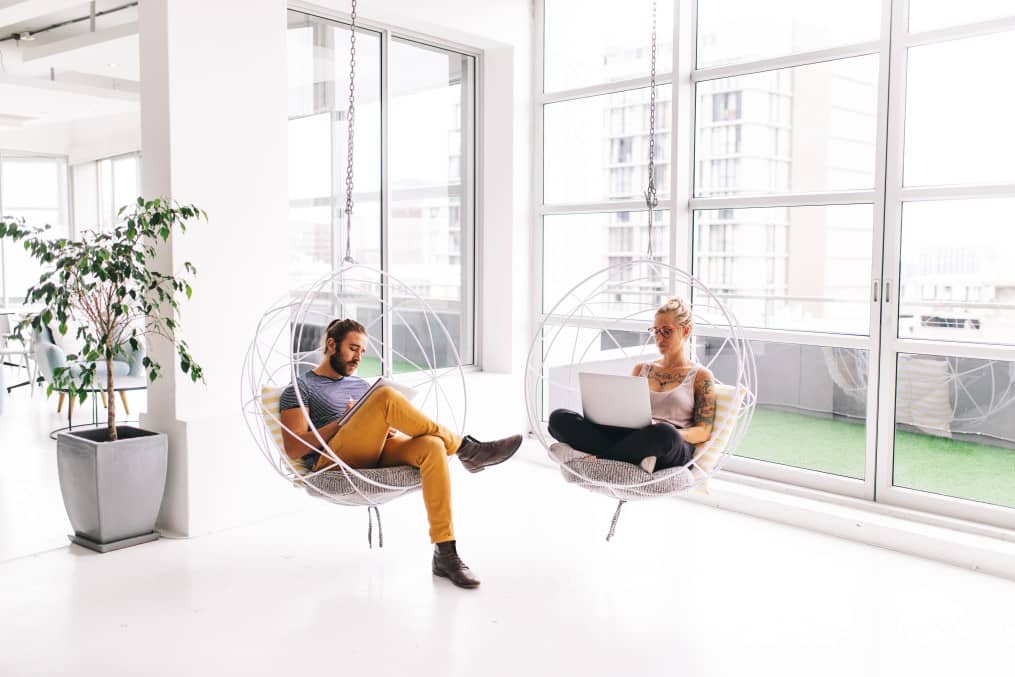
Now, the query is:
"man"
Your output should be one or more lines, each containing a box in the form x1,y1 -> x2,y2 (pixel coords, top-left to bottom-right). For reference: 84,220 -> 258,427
279,318 -> 522,589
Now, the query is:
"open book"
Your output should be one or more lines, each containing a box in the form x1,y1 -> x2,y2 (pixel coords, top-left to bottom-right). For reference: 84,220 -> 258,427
337,377 -> 418,426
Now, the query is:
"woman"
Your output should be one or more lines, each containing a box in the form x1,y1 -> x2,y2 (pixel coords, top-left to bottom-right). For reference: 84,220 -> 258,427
548,297 -> 717,473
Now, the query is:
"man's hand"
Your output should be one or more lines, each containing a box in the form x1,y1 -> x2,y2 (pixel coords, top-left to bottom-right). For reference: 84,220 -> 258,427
344,398 -> 356,413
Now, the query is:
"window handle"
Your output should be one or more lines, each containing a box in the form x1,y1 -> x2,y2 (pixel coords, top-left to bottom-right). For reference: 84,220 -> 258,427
872,279 -> 880,303
884,280 -> 891,304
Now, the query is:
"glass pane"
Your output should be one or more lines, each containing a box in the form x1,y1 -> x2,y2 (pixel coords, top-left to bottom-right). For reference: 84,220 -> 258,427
111,156 -> 139,216
536,322 -> 662,420
894,353 -> 1015,509
694,57 -> 878,197
286,12 -> 381,284
98,159 -> 114,228
899,199 -> 1015,345
72,163 -> 98,232
544,0 -> 674,92
909,0 -> 1015,32
1,209 -> 65,305
1,159 -> 62,209
543,210 -> 670,314
287,11 -> 382,123
722,338 -> 868,479
544,86 -> 672,204
1,157 -> 68,305
697,0 -> 880,68
389,38 -> 475,366
694,205 -> 873,334
905,31 -> 1015,186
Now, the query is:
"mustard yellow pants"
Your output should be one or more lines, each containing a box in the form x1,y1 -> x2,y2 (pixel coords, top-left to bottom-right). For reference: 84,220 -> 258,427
317,386 -> 462,543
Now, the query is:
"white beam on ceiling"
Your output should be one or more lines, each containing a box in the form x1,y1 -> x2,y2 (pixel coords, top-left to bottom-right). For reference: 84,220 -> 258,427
22,20 -> 137,61
0,71 -> 138,101
0,0 -> 84,33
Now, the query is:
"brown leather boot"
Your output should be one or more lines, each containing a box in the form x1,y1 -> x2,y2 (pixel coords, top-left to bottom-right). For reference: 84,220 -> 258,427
457,434 -> 523,473
433,541 -> 480,589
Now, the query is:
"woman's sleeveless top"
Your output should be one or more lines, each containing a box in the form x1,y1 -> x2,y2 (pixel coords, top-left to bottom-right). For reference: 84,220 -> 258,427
639,362 -> 699,429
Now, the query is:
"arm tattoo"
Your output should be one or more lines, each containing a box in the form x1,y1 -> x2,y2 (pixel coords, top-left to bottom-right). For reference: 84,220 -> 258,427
693,376 -> 716,427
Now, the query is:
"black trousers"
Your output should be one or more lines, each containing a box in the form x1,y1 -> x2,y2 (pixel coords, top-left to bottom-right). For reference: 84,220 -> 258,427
547,409 -> 696,471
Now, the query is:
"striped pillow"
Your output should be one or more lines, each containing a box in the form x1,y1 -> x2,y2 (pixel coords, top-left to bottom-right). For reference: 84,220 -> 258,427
688,382 -> 744,492
260,385 -> 310,474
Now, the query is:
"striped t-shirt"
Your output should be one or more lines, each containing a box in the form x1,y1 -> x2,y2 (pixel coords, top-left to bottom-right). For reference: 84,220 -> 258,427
279,371 -> 370,471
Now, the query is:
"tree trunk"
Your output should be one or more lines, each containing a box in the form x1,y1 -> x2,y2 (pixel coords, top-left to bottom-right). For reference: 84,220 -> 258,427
107,353 -> 117,442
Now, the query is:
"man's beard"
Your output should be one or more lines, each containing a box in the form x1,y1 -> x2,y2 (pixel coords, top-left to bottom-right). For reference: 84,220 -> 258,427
329,352 -> 358,376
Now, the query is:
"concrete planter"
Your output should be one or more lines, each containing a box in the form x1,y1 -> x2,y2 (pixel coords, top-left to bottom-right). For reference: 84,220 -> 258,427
56,426 -> 168,553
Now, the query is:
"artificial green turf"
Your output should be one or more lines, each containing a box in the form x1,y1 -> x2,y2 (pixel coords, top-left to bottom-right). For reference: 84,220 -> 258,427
738,407 -> 1015,509
357,355 -> 423,376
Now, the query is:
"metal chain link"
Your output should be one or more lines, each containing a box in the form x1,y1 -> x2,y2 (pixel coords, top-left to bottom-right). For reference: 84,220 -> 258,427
343,0 -> 358,263
644,0 -> 658,259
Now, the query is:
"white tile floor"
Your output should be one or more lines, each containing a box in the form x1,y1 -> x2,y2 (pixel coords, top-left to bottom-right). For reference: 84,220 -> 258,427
2,439 -> 1015,677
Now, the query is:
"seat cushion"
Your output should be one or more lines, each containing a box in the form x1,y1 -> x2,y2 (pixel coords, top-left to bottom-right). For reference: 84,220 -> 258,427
557,456 -> 694,500
301,465 -> 422,506
259,385 -> 420,506
548,382 -> 746,499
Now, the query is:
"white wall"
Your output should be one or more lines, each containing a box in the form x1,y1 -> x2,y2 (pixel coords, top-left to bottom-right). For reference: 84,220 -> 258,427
139,0 -> 533,536
66,114 -> 140,165
139,0 -> 299,536
0,113 -> 139,163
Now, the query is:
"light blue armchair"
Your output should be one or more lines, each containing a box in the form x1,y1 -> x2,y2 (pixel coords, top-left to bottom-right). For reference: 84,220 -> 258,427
33,325 -> 147,414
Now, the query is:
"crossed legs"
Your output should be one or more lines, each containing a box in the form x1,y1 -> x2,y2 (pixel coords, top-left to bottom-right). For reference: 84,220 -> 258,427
547,408 -> 695,471
319,386 -> 461,543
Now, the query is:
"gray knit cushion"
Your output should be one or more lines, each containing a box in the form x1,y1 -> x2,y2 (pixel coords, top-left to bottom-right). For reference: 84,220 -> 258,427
560,457 -> 693,500
303,465 -> 422,507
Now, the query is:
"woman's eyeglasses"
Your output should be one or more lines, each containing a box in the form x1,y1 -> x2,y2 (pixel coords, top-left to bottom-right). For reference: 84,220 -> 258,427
648,326 -> 679,338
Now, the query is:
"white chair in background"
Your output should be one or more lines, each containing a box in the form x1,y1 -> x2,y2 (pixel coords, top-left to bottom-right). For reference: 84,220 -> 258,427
0,313 -> 35,399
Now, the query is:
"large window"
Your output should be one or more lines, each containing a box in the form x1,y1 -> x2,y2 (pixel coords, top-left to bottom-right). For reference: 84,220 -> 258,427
537,0 -> 1015,528
71,153 -> 141,234
0,154 -> 69,306
287,11 -> 475,367
0,152 -> 139,306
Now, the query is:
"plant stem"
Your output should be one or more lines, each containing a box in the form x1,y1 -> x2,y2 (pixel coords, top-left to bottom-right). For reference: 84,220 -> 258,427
107,351 -> 117,442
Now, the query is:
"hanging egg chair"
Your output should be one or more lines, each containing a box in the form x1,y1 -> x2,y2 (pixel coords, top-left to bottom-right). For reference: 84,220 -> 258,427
241,0 -> 467,547
241,264 -> 467,545
525,260 -> 757,538
525,0 -> 756,540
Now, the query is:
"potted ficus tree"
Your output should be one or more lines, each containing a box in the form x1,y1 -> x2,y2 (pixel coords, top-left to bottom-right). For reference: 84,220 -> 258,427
0,198 -> 206,552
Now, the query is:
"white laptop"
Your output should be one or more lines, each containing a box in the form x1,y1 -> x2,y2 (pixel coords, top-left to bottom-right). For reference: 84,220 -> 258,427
578,372 -> 652,429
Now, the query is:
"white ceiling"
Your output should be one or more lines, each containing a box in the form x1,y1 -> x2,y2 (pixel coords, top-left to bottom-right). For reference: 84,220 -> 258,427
0,0 -> 138,129
22,21 -> 140,80
0,74 -> 136,126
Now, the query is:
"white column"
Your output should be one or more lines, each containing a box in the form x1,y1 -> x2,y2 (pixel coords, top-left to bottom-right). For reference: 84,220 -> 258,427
139,0 -> 296,536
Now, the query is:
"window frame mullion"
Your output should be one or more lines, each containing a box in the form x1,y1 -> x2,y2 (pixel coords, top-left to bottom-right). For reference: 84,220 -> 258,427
380,27 -> 393,376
